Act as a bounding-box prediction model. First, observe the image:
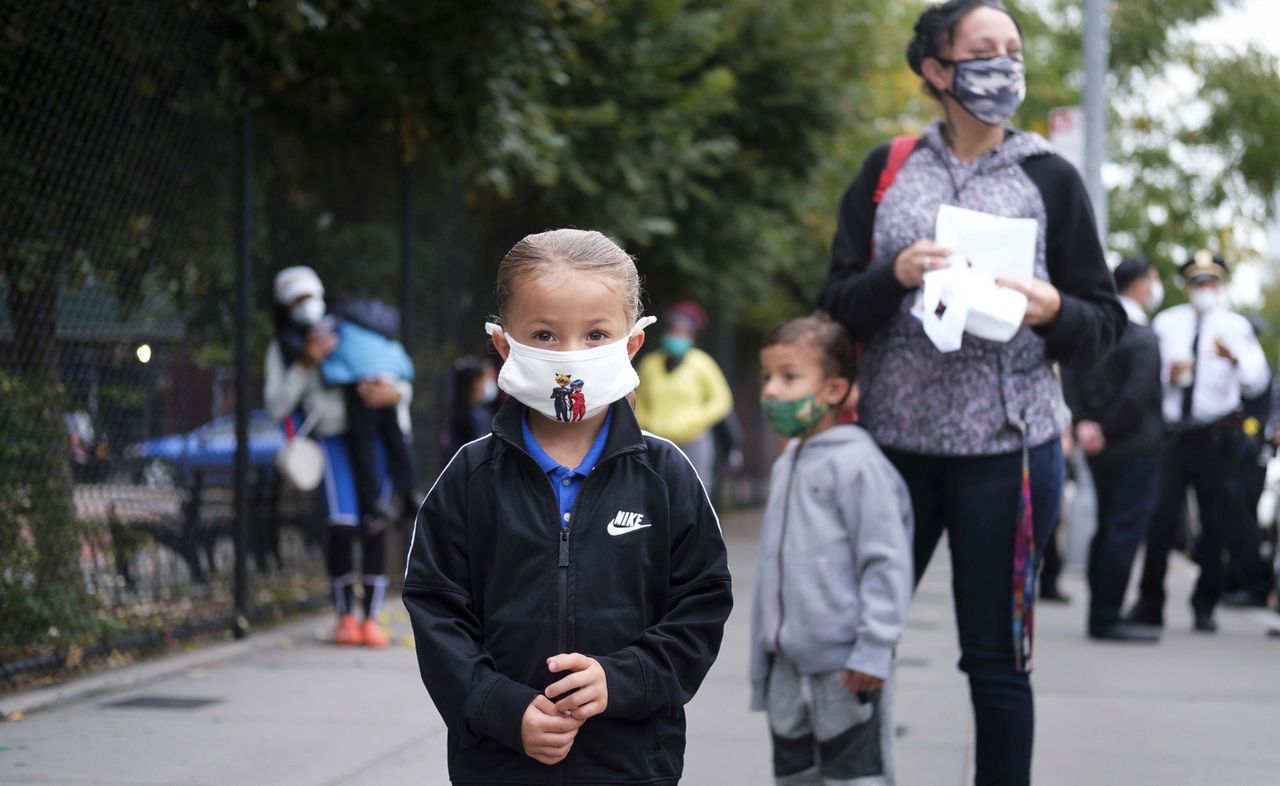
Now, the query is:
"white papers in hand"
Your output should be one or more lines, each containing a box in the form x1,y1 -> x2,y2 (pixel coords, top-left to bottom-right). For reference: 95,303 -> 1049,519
934,204 -> 1037,284
914,205 -> 1039,352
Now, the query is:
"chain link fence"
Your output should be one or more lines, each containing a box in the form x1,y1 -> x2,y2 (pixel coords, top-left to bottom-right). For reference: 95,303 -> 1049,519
0,2 -> 463,688
1,1 -> 777,690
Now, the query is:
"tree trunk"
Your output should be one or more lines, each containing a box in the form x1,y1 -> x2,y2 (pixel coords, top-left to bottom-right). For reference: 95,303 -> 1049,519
2,259 -> 89,638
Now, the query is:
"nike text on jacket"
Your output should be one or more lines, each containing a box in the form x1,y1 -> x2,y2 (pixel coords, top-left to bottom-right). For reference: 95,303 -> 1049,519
403,398 -> 733,785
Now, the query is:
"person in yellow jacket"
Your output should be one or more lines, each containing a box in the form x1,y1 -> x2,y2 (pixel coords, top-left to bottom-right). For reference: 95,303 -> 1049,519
636,301 -> 734,491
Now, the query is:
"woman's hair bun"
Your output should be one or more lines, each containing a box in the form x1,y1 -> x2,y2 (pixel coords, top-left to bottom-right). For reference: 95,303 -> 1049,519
906,2 -> 1014,76
906,32 -> 926,75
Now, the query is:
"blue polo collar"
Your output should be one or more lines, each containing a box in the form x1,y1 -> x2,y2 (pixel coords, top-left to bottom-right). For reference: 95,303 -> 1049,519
522,409 -> 613,477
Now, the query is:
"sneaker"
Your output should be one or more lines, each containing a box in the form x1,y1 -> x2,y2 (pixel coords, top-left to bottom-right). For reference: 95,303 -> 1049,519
361,619 -> 390,648
334,614 -> 363,646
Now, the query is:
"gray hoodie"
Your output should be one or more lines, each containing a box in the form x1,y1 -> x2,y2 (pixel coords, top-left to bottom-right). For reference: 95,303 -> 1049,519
749,424 -> 914,710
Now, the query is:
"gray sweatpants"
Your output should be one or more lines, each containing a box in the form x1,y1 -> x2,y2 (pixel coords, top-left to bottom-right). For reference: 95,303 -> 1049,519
765,654 -> 896,786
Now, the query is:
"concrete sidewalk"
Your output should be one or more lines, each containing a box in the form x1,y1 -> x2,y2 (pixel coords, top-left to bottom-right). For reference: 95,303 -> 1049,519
2,507 -> 1279,785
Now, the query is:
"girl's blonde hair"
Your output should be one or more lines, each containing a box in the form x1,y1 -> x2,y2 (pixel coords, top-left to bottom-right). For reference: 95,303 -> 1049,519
495,229 -> 643,324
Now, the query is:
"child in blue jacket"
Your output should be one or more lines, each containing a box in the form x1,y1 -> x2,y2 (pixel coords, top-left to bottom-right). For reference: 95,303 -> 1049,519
296,295 -> 418,531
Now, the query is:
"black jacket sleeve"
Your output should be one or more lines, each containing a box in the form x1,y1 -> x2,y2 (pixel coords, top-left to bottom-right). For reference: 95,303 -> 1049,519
817,144 -> 915,340
1060,366 -> 1087,424
596,446 -> 733,720
402,451 -> 540,753
1095,329 -> 1161,444
1021,154 -> 1127,369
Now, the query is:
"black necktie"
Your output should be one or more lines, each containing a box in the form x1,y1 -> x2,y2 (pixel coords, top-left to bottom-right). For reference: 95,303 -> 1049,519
1181,320 -> 1200,422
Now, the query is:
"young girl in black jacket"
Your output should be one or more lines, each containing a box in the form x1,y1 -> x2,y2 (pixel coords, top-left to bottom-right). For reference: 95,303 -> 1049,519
403,229 -> 733,785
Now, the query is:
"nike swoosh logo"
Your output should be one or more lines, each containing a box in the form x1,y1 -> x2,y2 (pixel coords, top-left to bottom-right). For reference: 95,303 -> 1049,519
607,522 -> 653,536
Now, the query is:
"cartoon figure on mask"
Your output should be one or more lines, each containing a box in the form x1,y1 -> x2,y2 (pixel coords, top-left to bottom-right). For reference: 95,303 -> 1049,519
551,374 -> 573,421
569,379 -> 586,422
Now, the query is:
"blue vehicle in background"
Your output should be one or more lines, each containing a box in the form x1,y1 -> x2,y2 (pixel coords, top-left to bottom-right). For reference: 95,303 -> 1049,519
125,411 -> 286,488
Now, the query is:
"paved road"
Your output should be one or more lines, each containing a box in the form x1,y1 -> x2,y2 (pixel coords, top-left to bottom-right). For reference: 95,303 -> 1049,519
2,507 -> 1278,784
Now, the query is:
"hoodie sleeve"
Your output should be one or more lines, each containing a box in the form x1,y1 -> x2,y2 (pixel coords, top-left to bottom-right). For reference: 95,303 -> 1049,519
817,143 -> 915,340
840,454 -> 913,680
1021,154 -> 1127,370
263,341 -> 313,422
595,445 -> 734,720
402,447 -> 540,753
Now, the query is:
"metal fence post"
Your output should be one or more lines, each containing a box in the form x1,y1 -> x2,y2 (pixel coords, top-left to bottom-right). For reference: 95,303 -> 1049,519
232,111 -> 253,637
399,161 -> 413,350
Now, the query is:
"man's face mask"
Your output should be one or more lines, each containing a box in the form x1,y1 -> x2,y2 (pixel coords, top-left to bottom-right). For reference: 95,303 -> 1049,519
940,55 -> 1027,126
1188,286 -> 1222,314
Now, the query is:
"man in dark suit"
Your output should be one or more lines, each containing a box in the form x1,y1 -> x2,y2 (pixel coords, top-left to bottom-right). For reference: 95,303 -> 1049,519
1064,257 -> 1166,642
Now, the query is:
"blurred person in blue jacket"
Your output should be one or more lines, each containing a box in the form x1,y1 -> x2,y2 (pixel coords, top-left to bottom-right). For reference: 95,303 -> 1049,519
285,273 -> 419,534
267,265 -> 417,647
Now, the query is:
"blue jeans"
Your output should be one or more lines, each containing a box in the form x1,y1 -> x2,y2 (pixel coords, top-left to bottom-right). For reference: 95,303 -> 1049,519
884,442 -> 1064,786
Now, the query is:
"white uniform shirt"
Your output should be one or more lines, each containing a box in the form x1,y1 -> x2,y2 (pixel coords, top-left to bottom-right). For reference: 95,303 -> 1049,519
1152,303 -> 1270,425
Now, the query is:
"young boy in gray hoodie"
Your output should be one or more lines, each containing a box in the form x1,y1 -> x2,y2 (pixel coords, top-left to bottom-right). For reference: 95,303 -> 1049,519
751,313 -> 914,785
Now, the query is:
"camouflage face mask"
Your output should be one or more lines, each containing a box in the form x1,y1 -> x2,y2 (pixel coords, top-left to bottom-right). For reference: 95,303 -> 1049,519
943,55 -> 1026,126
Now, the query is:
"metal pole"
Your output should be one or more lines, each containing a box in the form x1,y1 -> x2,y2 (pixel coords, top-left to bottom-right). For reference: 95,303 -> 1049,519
232,112 -> 253,637
1083,0 -> 1109,245
399,161 -> 412,349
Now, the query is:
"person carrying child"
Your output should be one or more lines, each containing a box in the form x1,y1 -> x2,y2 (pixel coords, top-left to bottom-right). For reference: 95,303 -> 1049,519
279,270 -> 420,534
750,313 -> 913,786
402,228 -> 733,784
267,266 -> 416,647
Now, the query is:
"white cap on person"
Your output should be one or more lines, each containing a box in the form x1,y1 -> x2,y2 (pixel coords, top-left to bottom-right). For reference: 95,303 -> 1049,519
273,266 -> 325,305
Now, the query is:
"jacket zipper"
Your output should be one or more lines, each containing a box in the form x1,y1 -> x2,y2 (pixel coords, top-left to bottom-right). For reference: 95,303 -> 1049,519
551,456 -> 634,786
490,417 -> 643,783
772,440 -> 803,655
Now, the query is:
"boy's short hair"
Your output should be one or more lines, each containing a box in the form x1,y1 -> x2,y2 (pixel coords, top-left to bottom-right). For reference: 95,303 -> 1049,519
762,312 -> 857,383
1113,255 -> 1152,293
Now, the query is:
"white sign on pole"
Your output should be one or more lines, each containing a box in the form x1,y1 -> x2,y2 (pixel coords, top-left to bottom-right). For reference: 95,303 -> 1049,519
1048,106 -> 1085,175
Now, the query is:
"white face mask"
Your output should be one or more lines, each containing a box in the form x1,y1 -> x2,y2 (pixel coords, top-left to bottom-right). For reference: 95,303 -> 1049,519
485,317 -> 657,423
1188,287 -> 1221,314
481,378 -> 499,404
291,297 -> 326,326
1146,279 -> 1164,312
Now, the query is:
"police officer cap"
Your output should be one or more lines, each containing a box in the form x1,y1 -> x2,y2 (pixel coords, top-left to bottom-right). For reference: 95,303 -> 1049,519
1178,249 -> 1226,285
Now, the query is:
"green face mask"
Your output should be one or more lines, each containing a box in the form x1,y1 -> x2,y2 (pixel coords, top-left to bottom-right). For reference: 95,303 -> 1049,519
760,394 -> 830,438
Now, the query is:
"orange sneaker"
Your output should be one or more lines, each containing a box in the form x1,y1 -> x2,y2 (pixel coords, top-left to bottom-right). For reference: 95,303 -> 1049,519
360,619 -> 390,648
334,614 -> 362,646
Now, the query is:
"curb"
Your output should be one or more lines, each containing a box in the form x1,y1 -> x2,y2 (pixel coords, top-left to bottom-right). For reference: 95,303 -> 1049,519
0,610 -> 332,721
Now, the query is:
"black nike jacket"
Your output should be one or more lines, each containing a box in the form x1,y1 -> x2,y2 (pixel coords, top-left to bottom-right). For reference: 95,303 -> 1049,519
403,398 -> 734,785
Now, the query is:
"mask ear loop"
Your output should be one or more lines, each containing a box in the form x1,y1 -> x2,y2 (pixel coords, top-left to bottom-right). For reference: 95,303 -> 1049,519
484,322 -> 503,338
632,316 -> 658,335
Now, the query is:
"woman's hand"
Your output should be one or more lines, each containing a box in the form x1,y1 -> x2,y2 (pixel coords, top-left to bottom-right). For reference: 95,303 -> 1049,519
299,329 -> 338,366
997,278 -> 1062,327
893,240 -> 953,289
357,378 -> 402,409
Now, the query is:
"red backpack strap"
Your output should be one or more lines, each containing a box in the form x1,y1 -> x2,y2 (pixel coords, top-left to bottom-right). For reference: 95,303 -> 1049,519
873,135 -> 919,205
